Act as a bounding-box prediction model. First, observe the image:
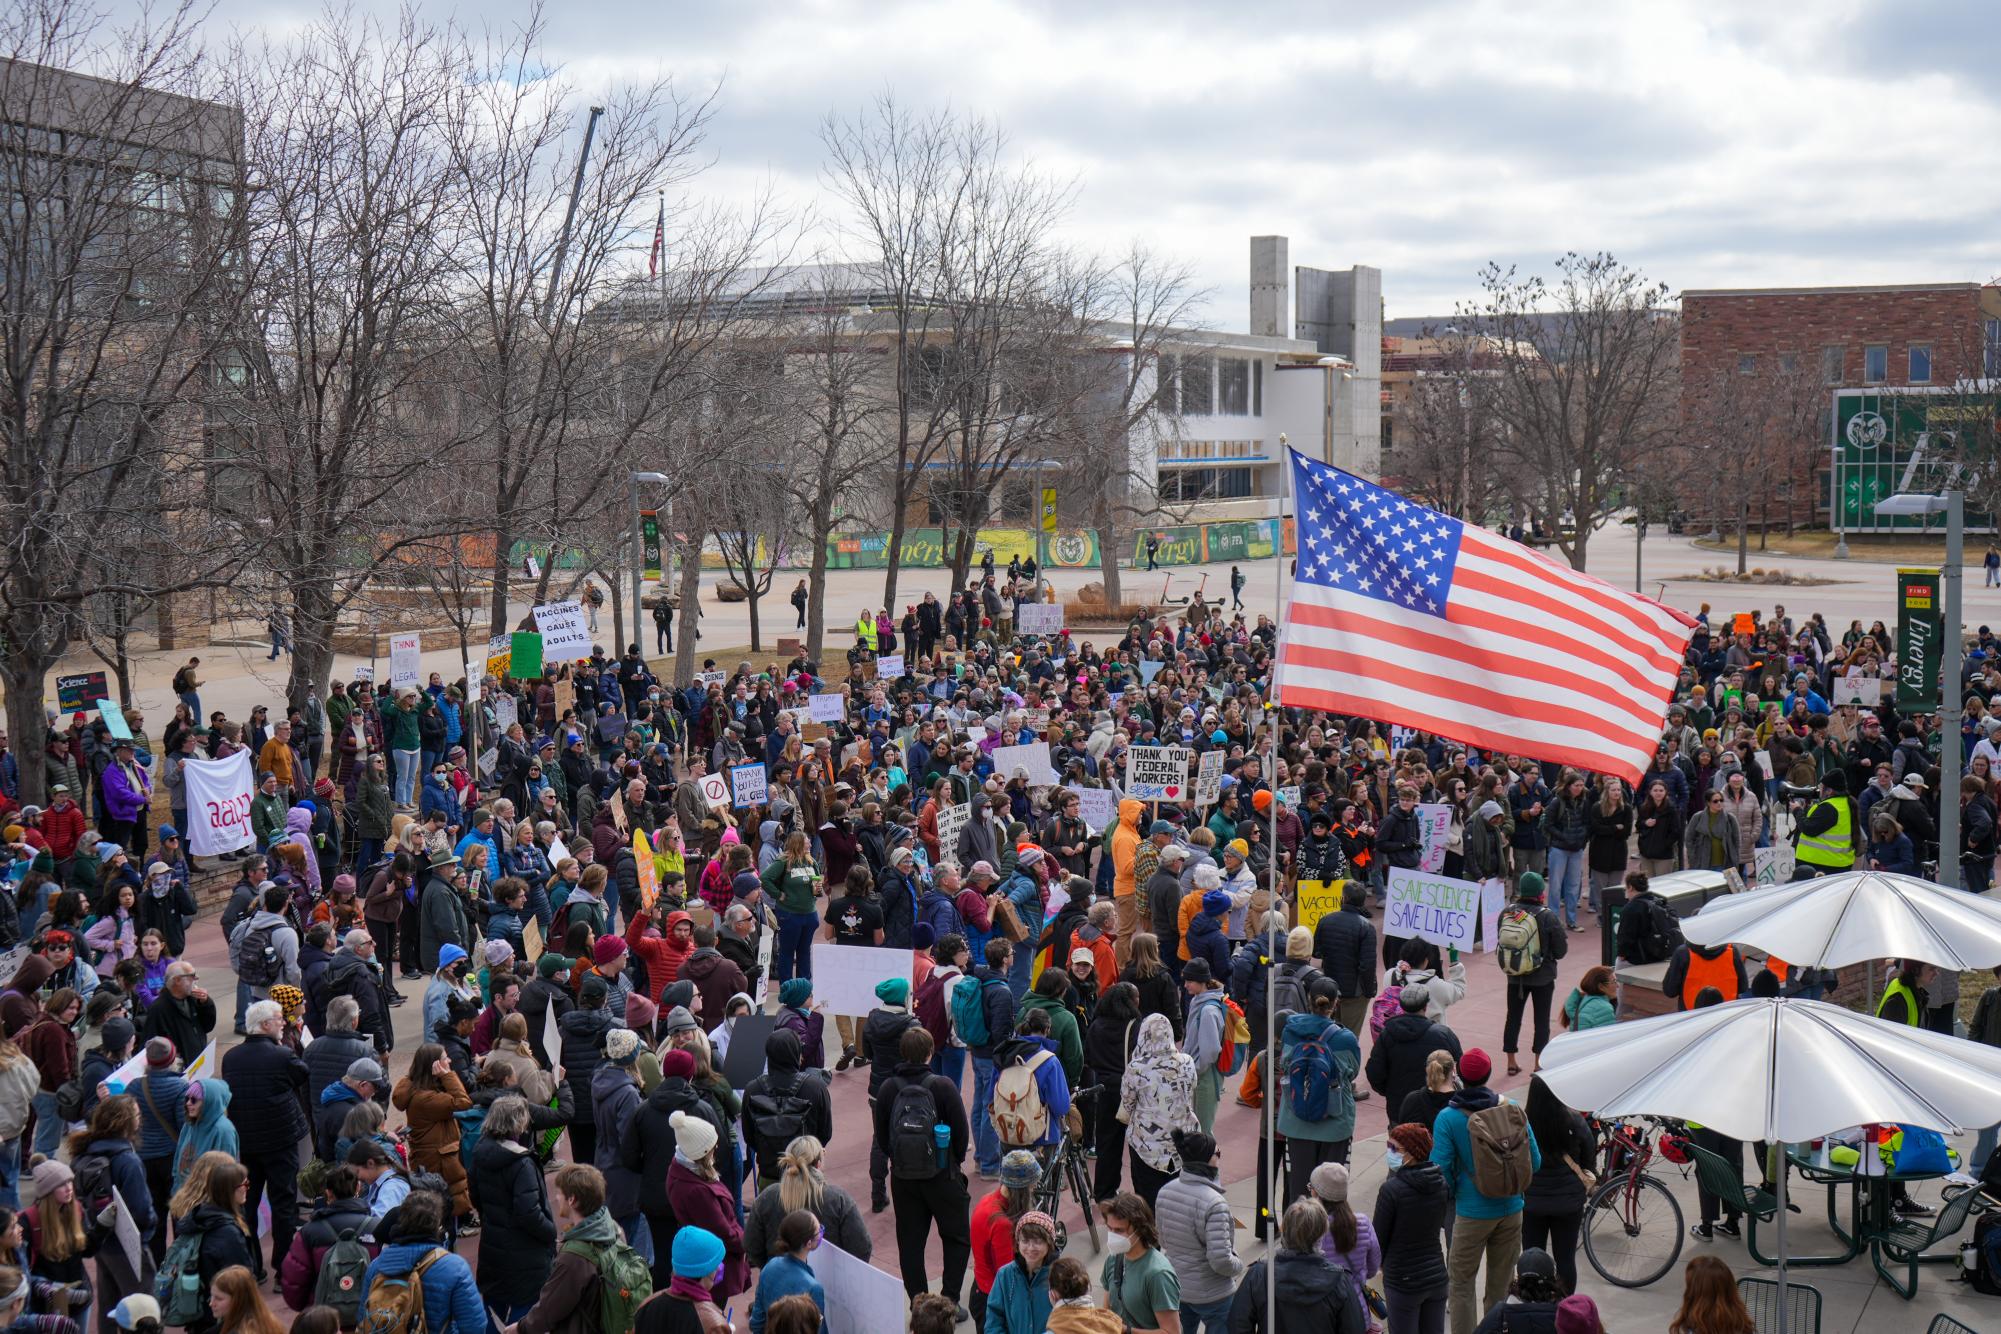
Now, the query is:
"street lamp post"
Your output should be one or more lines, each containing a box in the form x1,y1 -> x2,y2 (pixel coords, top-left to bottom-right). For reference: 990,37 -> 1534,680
1876,488 -> 1962,885
631,471 -> 670,651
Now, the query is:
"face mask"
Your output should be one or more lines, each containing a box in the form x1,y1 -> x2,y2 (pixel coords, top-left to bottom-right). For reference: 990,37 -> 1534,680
1385,1147 -> 1405,1170
1103,1231 -> 1132,1255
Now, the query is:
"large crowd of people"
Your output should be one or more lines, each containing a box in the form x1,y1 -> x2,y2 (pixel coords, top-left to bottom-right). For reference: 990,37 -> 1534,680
0,564 -> 1976,1334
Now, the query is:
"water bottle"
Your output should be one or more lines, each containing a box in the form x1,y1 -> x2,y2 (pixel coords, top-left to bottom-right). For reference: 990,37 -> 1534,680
933,1122 -> 951,1172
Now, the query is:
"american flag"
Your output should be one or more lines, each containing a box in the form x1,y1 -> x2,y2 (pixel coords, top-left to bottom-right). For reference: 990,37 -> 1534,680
1274,449 -> 1694,785
647,196 -> 666,279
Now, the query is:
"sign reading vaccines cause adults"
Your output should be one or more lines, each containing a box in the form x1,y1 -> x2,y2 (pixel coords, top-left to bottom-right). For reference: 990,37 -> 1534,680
1385,866 -> 1480,952
1125,745 -> 1192,801
730,762 -> 769,809
1016,603 -> 1064,635
183,748 -> 255,856
531,599 -> 591,662
1193,749 -> 1225,807
389,632 -> 422,689
1416,803 -> 1453,873
809,692 -> 846,724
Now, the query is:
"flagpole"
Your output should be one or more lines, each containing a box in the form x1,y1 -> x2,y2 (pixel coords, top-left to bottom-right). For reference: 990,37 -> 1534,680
1266,435 -> 1290,1331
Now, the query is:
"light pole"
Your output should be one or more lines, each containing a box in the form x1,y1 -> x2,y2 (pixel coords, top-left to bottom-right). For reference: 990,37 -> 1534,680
631,471 -> 670,651
1876,488 -> 1962,887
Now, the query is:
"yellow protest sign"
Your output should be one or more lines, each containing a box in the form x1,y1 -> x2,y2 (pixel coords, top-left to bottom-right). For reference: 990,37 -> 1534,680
635,829 -> 659,911
1295,879 -> 1345,934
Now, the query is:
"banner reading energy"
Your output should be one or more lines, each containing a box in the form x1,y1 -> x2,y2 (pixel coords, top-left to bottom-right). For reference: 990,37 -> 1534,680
1896,568 -> 1941,711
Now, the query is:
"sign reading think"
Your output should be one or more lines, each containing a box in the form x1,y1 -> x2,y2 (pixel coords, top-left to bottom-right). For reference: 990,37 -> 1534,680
1124,745 -> 1192,801
1193,749 -> 1225,807
731,762 -> 769,809
1385,866 -> 1481,952
1416,803 -> 1453,873
1016,603 -> 1064,636
1067,786 -> 1117,832
389,633 -> 422,689
531,600 -> 591,661
1896,568 -> 1941,711
1295,879 -> 1343,934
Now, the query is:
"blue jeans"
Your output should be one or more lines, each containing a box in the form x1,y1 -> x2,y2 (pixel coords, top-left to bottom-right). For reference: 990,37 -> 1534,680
30,1093 -> 61,1160
1183,1296 -> 1234,1334
773,909 -> 819,985
931,1044 -> 966,1092
0,1136 -> 19,1210
235,978 -> 252,1033
392,749 -> 419,806
618,1213 -> 653,1266
973,1055 -> 1001,1173
1547,846 -> 1585,926
178,690 -> 201,721
1006,937 -> 1035,1000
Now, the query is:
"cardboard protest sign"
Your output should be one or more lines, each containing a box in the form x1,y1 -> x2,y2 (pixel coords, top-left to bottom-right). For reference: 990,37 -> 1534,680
389,633 -> 422,689
1016,604 -> 1064,635
809,693 -> 846,724
1479,877 -> 1508,951
1068,786 -> 1117,832
1386,867 -> 1481,952
1279,785 -> 1301,808
697,771 -> 731,810
811,1240 -> 909,1334
1124,745 -> 1191,801
731,762 -> 769,808
808,943 -> 912,1018
991,742 -> 1056,786
1754,844 -> 1795,888
494,695 -> 518,735
1295,879 -> 1343,933
464,658 -> 482,704
876,654 -> 905,678
935,800 -> 972,862
1831,676 -> 1882,706
521,917 -> 543,963
485,632 -> 513,680
532,600 -> 591,660
1732,612 -> 1755,635
1193,749 -> 1225,807
1416,803 -> 1452,873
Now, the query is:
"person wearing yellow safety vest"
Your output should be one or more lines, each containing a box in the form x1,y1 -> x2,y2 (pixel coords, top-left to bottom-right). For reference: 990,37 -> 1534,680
1874,959 -> 1939,1219
1790,771 -> 1859,880
854,609 -> 877,655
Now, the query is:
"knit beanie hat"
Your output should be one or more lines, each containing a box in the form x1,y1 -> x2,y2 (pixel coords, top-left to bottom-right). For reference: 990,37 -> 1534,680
1286,926 -> 1313,961
145,1037 -> 176,1068
660,1049 -> 696,1081
1387,1122 -> 1433,1160
1310,1161 -> 1349,1204
31,1159 -> 72,1198
1555,1295 -> 1602,1334
671,1224 -> 726,1279
875,978 -> 910,1006
779,978 -> 813,1008
603,1029 -> 640,1065
670,1108 -> 718,1160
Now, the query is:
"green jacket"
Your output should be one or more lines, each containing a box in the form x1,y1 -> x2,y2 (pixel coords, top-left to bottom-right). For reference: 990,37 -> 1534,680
352,774 -> 394,840
1563,987 -> 1616,1032
250,792 -> 287,850
378,697 -> 420,751
326,693 -> 353,736
1018,992 -> 1083,1088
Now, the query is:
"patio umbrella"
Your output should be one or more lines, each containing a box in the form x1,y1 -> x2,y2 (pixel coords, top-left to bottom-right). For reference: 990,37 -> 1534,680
1538,998 -> 2001,1322
1678,869 -> 2001,972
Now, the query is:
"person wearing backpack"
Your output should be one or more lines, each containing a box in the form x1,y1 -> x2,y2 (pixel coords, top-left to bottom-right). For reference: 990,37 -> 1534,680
228,884 -> 301,1002
989,1007 -> 1073,1155
916,933 -> 969,1090
961,938 -> 1019,1180
1366,981 -> 1463,1119
1495,873 -> 1566,1079
1429,1049 -> 1540,1334
741,1029 -> 832,1194
507,1163 -> 648,1334
355,1190 -> 484,1334
862,977 -> 920,1213
67,1096 -> 155,1327
1277,980 -> 1362,1204
277,1163 -> 371,1317
1265,928 -> 1325,1027
1613,871 -> 1682,966
1178,959 -> 1229,1135
872,1026 -> 972,1318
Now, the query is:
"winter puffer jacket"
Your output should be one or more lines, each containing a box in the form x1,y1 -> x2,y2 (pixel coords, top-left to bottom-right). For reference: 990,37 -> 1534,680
469,1134 -> 557,1307
1373,1160 -> 1450,1293
1229,1248 -> 1365,1334
1364,1011 -> 1462,1117
556,1006 -> 616,1124
1154,1164 -> 1243,1306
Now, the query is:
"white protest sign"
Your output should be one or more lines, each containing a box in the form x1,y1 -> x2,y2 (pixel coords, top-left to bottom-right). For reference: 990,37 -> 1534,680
542,1003 -> 560,1064
464,658 -> 482,704
389,633 -> 422,689
935,801 -> 971,864
991,742 -> 1056,787
730,762 -> 769,809
531,600 -> 591,661
1417,803 -> 1453,873
183,749 -> 255,857
697,772 -> 731,810
1754,844 -> 1795,888
1479,877 -> 1508,952
1016,603 -> 1064,635
876,654 -> 905,678
809,693 -> 846,724
98,698 -> 132,741
1279,785 -> 1301,808
1068,786 -> 1117,833
109,1186 -> 143,1278
1194,749 -> 1225,807
494,695 -> 518,736
782,706 -> 812,733
1754,751 -> 1774,780
1385,866 -> 1481,952
1136,658 -> 1164,686
967,724 -> 988,744
1831,676 -> 1882,707
548,835 -> 571,867
351,665 -> 374,683
1390,725 -> 1415,753
104,1050 -> 148,1095
807,942 -> 913,1018
183,1040 -> 218,1082
811,1240 -> 911,1334
1124,745 -> 1192,801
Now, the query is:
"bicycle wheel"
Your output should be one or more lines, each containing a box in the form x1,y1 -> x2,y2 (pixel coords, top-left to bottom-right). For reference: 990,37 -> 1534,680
1066,1152 -> 1104,1253
1582,1172 -> 1685,1288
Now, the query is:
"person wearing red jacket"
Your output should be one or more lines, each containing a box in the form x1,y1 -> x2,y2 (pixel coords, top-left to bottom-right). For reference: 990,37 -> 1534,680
625,906 -> 694,1007
39,789 -> 83,866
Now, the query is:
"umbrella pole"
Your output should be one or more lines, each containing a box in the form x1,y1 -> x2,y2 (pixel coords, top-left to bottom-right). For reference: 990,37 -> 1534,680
1775,1146 -> 1791,1332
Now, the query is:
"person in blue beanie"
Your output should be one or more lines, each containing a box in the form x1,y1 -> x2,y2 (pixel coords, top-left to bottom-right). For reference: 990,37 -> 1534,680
634,1225 -> 731,1334
748,1209 -> 825,1334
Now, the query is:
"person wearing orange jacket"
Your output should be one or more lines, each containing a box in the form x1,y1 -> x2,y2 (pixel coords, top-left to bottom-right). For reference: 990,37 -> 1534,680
1110,799 -> 1143,966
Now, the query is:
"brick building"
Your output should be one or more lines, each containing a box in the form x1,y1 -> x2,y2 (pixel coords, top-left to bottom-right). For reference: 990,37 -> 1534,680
1679,282 -> 2001,527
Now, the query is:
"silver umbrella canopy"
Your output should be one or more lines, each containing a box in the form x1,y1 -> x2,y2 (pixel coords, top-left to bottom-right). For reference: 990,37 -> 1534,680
1678,869 -> 2001,972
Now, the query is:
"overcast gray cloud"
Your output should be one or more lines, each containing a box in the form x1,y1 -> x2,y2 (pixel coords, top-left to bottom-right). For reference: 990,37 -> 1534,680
151,0 -> 2001,327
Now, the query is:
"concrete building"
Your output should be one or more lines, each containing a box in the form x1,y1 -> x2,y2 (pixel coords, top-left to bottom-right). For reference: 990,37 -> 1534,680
1680,282 -> 2001,530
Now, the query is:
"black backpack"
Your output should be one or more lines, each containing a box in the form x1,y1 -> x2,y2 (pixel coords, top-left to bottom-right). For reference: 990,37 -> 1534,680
888,1080 -> 942,1180
744,1080 -> 815,1167
238,922 -> 282,987
1636,895 -> 1684,965
72,1151 -> 116,1244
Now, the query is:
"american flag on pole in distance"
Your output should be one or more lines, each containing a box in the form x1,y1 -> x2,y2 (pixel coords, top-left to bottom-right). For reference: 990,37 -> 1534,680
1273,449 -> 1695,786
647,196 -> 666,279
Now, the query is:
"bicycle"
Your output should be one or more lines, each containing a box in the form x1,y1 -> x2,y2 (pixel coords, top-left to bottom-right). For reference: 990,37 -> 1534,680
1029,1085 -> 1105,1255
1582,1115 -> 1691,1288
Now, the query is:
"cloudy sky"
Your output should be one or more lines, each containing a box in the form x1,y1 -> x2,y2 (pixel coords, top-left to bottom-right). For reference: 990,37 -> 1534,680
149,0 -> 2001,328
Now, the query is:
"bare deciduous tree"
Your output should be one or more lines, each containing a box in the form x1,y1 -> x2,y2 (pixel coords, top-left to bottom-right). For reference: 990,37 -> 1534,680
1385,333 -> 1508,521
